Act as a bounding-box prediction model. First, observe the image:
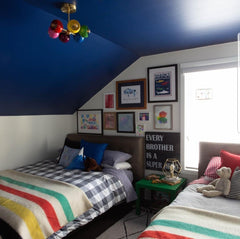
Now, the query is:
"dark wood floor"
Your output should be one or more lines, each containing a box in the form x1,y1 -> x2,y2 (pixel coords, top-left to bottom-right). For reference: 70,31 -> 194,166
64,202 -> 134,239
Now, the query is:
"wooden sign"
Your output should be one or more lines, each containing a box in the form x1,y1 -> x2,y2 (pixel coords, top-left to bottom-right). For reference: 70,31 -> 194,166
145,132 -> 180,171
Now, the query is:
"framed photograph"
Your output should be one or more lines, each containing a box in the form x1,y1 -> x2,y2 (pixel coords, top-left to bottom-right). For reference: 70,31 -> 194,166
103,93 -> 115,110
103,112 -> 116,130
148,64 -> 177,102
138,112 -> 150,122
154,105 -> 172,130
116,79 -> 146,110
77,109 -> 103,134
117,112 -> 135,133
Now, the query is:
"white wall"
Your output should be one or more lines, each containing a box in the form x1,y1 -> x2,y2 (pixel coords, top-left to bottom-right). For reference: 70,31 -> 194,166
81,41 -> 238,181
0,114 -> 76,170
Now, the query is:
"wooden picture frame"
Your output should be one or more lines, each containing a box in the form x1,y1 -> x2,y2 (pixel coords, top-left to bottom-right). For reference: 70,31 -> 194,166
154,105 -> 173,130
148,64 -> 177,102
116,79 -> 146,110
77,109 -> 103,135
117,112 -> 135,133
103,112 -> 116,130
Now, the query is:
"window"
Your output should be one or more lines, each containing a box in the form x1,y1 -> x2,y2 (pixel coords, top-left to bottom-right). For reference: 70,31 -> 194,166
182,59 -> 239,170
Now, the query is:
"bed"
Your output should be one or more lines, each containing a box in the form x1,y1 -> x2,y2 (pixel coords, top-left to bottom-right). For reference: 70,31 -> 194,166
0,133 -> 144,239
138,142 -> 240,239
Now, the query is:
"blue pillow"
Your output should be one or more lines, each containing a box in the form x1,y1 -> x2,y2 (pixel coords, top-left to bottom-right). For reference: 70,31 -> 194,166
66,154 -> 85,170
59,145 -> 80,167
80,139 -> 108,165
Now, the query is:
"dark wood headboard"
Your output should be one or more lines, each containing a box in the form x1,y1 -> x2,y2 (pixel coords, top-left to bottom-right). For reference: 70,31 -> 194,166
66,134 -> 145,181
199,141 -> 240,178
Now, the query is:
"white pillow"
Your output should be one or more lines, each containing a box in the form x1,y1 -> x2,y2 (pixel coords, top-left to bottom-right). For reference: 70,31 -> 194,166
114,162 -> 132,170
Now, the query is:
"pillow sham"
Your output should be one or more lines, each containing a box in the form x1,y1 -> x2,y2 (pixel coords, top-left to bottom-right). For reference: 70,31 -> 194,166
66,147 -> 85,170
102,150 -> 132,167
114,162 -> 132,170
220,150 -> 240,178
59,145 -> 81,167
80,139 -> 108,165
227,167 -> 240,199
203,156 -> 222,179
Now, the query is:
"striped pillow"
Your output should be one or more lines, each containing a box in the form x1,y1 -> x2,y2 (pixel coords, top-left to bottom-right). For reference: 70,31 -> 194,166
204,156 -> 222,179
227,167 -> 240,199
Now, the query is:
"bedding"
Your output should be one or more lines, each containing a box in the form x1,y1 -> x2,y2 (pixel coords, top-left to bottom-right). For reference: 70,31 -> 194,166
0,170 -> 92,239
138,141 -> 240,239
1,159 -> 135,239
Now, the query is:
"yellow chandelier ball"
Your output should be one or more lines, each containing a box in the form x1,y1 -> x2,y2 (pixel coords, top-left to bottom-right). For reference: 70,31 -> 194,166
67,19 -> 81,34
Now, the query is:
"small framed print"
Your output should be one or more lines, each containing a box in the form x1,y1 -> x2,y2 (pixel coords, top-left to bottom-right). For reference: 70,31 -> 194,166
138,112 -> 150,122
148,64 -> 177,102
136,124 -> 145,136
103,93 -> 115,110
103,112 -> 116,130
77,109 -> 103,134
116,79 -> 146,110
117,112 -> 135,133
154,105 -> 172,130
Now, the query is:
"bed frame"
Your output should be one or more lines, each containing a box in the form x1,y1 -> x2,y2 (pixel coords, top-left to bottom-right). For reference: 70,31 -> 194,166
0,134 -> 145,239
198,141 -> 240,178
65,133 -> 145,181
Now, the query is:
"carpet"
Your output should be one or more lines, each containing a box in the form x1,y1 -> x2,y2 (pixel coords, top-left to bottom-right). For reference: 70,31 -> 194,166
96,208 -> 154,239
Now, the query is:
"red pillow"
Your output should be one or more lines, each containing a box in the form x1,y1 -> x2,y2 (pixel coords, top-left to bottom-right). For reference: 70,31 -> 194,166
204,156 -> 222,179
220,150 -> 240,178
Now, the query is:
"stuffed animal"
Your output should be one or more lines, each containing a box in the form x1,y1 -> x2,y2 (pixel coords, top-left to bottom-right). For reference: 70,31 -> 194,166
84,156 -> 102,172
196,166 -> 231,197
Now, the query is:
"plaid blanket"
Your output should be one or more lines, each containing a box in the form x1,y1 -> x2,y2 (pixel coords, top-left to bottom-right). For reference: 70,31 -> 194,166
0,170 -> 92,239
16,160 -> 126,239
138,206 -> 240,239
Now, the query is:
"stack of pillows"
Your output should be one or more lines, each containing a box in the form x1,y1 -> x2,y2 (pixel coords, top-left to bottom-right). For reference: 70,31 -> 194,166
58,139 -> 132,171
192,150 -> 240,199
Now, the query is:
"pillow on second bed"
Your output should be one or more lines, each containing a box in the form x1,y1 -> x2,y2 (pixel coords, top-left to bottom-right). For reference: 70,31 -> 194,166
102,150 -> 132,167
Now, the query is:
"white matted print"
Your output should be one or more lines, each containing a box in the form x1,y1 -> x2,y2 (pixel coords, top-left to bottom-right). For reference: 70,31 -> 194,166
154,105 -> 172,130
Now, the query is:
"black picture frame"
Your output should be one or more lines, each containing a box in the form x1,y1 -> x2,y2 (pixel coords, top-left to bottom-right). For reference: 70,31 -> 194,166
148,64 -> 178,103
117,112 -> 135,133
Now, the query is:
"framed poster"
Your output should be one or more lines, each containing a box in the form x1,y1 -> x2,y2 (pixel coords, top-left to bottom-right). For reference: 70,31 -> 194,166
148,64 -> 177,102
138,112 -> 150,122
154,105 -> 172,130
103,93 -> 115,110
103,112 -> 116,130
77,109 -> 103,135
116,79 -> 146,110
145,132 -> 180,171
117,112 -> 135,133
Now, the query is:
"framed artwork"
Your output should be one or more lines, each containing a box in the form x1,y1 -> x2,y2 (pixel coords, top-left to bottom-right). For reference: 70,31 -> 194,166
77,109 -> 103,134
117,112 -> 135,133
103,93 -> 115,110
116,79 -> 146,110
148,64 -> 177,102
136,124 -> 145,136
154,105 -> 172,130
103,112 -> 116,130
138,112 -> 150,122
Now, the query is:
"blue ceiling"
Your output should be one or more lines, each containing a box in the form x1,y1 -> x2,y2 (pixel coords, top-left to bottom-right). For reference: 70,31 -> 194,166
1,0 -> 240,115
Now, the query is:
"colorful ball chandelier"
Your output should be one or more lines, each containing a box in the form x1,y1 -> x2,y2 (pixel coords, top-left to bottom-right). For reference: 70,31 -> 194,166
48,3 -> 90,43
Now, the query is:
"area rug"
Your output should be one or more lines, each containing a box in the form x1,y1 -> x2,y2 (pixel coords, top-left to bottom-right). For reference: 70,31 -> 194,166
97,208 -> 154,239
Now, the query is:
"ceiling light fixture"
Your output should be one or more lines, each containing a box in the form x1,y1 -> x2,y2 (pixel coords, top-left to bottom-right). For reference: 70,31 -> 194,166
48,3 -> 90,43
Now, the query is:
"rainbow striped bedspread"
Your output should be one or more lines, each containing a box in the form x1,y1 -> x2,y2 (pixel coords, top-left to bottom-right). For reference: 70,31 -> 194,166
138,205 -> 240,239
0,170 -> 93,239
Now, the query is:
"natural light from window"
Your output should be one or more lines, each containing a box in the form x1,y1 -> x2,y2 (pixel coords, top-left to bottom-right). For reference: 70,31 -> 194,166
184,66 -> 240,170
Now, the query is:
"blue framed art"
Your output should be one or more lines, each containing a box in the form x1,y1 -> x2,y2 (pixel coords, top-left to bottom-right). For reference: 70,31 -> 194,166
117,112 -> 135,133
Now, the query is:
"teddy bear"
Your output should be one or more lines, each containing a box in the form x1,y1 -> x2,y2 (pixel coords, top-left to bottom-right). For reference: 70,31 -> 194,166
196,166 -> 231,197
84,156 -> 102,172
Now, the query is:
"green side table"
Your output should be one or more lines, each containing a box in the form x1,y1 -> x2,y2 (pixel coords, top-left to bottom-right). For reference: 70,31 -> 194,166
135,177 -> 187,215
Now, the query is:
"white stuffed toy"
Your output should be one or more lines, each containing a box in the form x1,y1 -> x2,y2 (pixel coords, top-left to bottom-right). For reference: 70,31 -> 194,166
197,166 -> 231,197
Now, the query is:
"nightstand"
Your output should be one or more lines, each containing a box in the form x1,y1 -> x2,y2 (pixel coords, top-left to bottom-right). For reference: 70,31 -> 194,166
135,177 -> 187,215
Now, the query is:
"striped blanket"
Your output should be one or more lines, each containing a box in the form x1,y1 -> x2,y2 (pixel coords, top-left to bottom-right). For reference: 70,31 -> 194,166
138,206 -> 240,239
0,170 -> 93,239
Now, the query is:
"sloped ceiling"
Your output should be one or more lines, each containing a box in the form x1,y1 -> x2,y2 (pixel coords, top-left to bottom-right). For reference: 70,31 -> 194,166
1,0 -> 240,115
